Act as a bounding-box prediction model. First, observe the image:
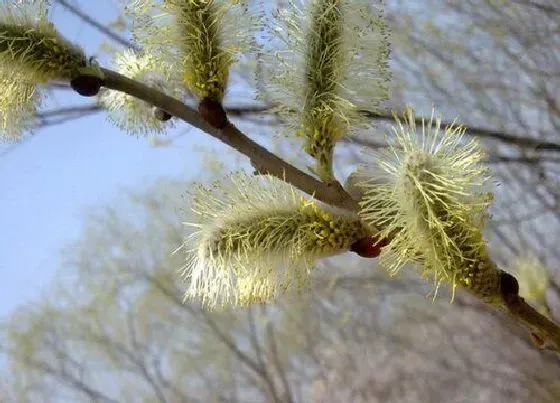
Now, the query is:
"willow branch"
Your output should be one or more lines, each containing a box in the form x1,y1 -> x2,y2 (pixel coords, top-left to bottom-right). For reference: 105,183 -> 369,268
98,68 -> 560,353
502,292 -> 560,353
100,68 -> 358,212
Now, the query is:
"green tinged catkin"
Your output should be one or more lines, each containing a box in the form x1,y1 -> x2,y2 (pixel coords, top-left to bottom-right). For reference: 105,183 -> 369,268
356,108 -> 504,302
125,0 -> 256,102
98,50 -> 179,135
301,0 -> 345,180
0,1 -> 100,141
260,0 -> 390,182
0,21 -> 88,81
175,0 -> 230,102
178,172 -> 371,308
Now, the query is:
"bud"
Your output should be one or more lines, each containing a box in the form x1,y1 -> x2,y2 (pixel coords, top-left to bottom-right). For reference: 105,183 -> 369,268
153,108 -> 172,122
350,235 -> 389,258
178,172 -> 371,308
70,74 -> 104,97
98,50 -> 178,135
198,97 -> 228,129
259,0 -> 390,181
355,107 -> 501,301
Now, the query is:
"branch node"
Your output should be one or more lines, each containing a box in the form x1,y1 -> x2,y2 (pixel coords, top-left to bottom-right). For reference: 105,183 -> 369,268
198,98 -> 228,129
70,74 -> 105,97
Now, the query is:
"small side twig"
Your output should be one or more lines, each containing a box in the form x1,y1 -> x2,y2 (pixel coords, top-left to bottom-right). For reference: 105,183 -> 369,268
55,0 -> 137,50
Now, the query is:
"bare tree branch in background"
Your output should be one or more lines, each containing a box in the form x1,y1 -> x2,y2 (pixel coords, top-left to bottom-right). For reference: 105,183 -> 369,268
54,0 -> 136,50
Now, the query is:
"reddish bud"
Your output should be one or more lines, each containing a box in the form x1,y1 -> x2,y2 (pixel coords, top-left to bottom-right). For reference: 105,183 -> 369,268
530,332 -> 546,349
350,236 -> 389,258
198,97 -> 228,129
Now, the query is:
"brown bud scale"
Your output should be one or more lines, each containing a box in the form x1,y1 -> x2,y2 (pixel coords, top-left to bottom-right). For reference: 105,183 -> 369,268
153,108 -> 172,121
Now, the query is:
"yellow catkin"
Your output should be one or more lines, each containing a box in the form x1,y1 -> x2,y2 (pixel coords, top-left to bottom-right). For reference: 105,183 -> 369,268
0,1 -> 98,141
356,107 -> 503,302
99,50 -> 179,135
260,0 -> 390,181
0,2 -> 97,82
126,0 -> 257,102
178,172 -> 371,308
0,67 -> 42,141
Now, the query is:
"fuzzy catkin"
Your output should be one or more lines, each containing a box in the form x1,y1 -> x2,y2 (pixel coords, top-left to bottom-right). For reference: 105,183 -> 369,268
98,50 -> 178,135
0,1 -> 97,141
0,67 -> 42,142
356,108 -> 503,302
259,0 -> 390,181
126,0 -> 257,102
0,3 -> 95,81
179,172 -> 371,308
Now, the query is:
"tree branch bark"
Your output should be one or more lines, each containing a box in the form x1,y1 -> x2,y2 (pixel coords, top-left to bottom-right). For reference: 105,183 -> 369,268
100,68 -> 359,212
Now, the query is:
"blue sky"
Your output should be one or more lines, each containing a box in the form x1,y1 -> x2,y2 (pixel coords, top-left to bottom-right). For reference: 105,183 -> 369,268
0,1 -> 222,318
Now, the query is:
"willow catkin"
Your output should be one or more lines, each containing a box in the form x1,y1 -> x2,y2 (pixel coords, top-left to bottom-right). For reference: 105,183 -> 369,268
259,0 -> 390,181
178,172 -> 371,308
0,1 -> 100,141
356,108 -> 503,302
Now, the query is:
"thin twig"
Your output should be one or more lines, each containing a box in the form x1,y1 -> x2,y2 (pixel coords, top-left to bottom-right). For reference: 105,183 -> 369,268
99,67 -> 359,212
198,104 -> 560,153
358,109 -> 560,152
55,0 -> 137,50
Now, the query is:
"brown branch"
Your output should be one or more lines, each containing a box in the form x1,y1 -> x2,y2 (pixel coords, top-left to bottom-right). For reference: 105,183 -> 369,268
503,294 -> 560,353
99,67 -> 359,212
97,68 -> 560,353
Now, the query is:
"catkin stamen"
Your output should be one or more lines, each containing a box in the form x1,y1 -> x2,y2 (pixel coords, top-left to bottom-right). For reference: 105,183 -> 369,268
180,173 -> 373,308
302,0 -> 345,180
0,22 -> 89,80
177,1 -> 231,101
357,108 -> 502,302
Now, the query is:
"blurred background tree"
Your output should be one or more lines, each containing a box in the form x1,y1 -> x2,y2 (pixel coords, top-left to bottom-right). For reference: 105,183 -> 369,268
1,0 -> 559,402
